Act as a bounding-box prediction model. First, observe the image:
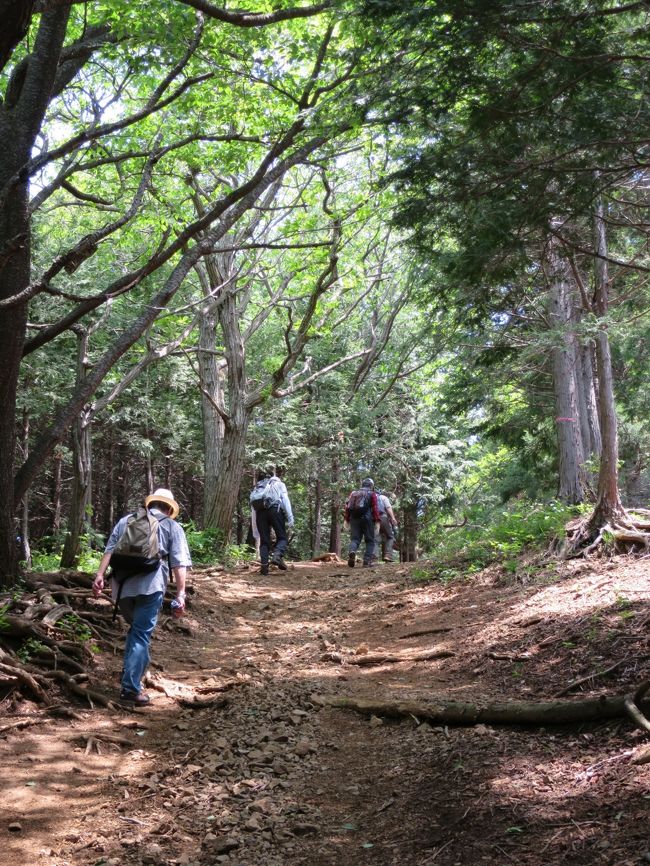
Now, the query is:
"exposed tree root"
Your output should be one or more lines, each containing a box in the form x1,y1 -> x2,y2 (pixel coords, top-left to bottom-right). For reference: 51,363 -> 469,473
624,680 -> 650,734
313,692 -> 650,728
563,510 -> 650,558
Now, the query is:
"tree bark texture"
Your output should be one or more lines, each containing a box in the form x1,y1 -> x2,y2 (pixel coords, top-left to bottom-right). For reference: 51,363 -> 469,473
328,455 -> 341,555
588,196 -> 626,531
201,248 -> 250,543
315,693 -> 650,728
0,8 -> 71,584
546,231 -> 586,504
402,502 -> 418,561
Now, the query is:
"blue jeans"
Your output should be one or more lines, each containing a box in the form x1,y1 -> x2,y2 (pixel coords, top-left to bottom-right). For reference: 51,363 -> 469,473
119,591 -> 163,695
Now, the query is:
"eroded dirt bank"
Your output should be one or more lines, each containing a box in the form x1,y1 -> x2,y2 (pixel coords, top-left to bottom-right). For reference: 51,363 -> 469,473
1,556 -> 649,866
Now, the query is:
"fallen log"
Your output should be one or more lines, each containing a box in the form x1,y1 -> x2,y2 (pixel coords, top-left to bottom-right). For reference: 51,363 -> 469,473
346,647 -> 455,667
313,693 -> 650,727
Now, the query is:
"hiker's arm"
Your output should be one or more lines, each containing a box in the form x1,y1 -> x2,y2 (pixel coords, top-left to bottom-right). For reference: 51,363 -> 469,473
172,566 -> 187,609
92,551 -> 112,597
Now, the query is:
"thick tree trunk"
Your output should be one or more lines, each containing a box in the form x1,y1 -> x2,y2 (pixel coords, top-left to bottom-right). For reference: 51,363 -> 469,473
201,252 -> 250,545
0,8 -> 70,585
546,232 -> 586,504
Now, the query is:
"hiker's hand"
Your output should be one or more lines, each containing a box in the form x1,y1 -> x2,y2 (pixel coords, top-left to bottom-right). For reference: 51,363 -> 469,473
92,574 -> 105,597
171,591 -> 186,619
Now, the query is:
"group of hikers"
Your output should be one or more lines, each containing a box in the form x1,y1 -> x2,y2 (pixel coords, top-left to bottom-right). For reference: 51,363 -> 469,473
92,469 -> 399,707
250,468 -> 399,572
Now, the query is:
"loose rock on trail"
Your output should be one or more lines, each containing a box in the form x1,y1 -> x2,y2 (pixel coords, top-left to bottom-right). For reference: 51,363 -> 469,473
1,556 -> 649,866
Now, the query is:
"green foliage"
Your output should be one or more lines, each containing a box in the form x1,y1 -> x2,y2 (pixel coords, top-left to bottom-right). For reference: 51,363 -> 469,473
29,534 -> 103,573
421,499 -> 578,582
17,638 -> 48,664
182,523 -> 255,568
181,522 -> 224,565
57,613 -> 95,647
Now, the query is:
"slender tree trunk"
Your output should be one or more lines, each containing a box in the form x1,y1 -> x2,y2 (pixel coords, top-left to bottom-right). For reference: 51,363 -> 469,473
51,446 -> 63,536
60,328 -> 94,567
197,293 -> 226,521
312,476 -> 322,555
20,409 -> 31,567
579,341 -> 602,458
328,456 -> 341,555
587,197 -> 625,532
546,231 -> 586,504
402,502 -> 418,562
60,411 -> 93,568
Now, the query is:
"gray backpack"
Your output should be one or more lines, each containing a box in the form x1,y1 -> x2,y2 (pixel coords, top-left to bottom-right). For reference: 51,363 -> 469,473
250,478 -> 281,512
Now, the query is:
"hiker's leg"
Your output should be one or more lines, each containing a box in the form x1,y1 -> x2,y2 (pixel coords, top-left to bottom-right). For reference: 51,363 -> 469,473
381,515 -> 395,560
256,510 -> 272,565
348,518 -> 361,553
271,509 -> 288,559
362,515 -> 376,565
121,591 -> 163,695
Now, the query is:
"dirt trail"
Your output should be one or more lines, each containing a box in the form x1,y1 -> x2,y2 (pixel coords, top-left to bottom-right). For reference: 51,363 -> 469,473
1,557 -> 649,866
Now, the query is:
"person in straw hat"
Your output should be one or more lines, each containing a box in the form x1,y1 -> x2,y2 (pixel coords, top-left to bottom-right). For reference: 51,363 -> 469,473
93,488 -> 191,705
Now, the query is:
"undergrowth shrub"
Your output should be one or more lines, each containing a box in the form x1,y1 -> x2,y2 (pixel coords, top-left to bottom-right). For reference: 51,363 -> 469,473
418,499 -> 580,583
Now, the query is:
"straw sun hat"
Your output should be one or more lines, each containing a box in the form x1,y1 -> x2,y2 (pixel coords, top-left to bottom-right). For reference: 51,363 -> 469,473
144,488 -> 180,519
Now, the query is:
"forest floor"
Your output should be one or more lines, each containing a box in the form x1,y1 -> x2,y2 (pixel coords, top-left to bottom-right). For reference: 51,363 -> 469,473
1,552 -> 649,866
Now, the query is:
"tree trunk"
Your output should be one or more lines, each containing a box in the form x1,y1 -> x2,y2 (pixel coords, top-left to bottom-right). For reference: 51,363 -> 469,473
60,413 -> 92,568
579,341 -> 602,458
51,446 -> 63,537
20,409 -> 31,567
312,476 -> 322,555
402,502 -> 418,562
587,196 -> 625,532
546,231 -> 586,504
197,289 -> 226,521
0,8 -> 70,586
202,251 -> 250,545
328,456 -> 341,555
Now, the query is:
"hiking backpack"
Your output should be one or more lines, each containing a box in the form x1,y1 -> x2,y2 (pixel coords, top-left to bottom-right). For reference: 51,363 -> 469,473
250,477 -> 281,512
347,488 -> 371,518
110,507 -> 164,579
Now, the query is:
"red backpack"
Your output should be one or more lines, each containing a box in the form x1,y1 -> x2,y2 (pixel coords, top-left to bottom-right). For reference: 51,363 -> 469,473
347,489 -> 371,518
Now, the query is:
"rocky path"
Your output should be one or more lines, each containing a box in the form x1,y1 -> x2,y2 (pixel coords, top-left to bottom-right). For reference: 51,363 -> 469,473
1,557 -> 649,866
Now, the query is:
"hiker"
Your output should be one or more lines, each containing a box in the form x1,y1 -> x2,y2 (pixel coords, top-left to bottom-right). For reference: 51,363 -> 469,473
375,489 -> 399,562
344,477 -> 380,568
250,467 -> 294,575
92,487 -> 192,706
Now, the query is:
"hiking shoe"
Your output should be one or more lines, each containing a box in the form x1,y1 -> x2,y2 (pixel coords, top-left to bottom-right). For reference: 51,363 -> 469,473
347,553 -> 356,568
119,690 -> 151,706
272,556 -> 287,571
260,563 -> 269,575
